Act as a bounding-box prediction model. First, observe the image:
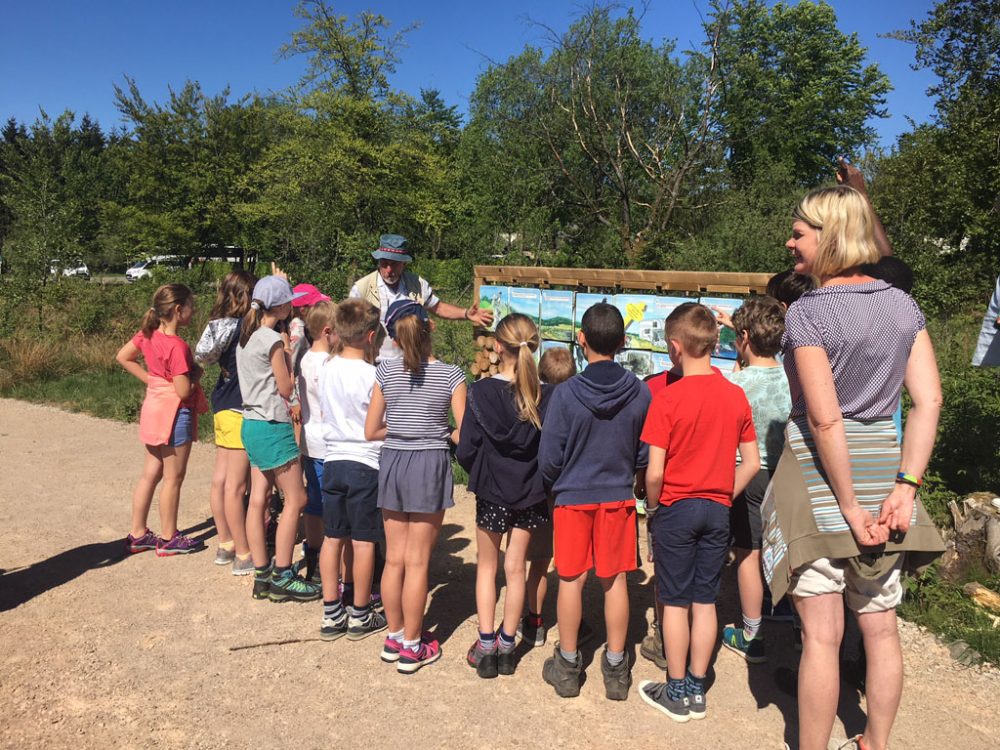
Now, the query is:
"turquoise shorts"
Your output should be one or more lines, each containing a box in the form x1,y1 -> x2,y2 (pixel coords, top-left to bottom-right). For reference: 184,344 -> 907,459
240,418 -> 299,471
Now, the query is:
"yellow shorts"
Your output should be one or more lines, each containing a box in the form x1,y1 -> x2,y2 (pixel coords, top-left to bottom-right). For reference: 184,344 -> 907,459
213,409 -> 244,450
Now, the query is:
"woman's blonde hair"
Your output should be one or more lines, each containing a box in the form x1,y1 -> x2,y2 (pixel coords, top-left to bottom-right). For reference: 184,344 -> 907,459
494,313 -> 542,429
793,185 -> 879,280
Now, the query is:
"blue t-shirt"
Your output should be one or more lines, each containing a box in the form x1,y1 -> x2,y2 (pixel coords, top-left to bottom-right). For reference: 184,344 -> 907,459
727,365 -> 791,470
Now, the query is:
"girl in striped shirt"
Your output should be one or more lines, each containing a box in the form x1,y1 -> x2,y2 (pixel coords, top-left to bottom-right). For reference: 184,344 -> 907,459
365,299 -> 467,673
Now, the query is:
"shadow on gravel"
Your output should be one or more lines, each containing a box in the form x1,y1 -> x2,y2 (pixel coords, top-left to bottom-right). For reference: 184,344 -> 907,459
0,518 -> 215,612
423,523 -> 476,645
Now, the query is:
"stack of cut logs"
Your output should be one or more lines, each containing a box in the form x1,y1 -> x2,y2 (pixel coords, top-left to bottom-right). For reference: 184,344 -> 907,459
470,333 -> 499,379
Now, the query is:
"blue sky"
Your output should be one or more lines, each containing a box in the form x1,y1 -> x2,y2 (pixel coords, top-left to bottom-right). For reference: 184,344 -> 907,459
0,1 -> 939,149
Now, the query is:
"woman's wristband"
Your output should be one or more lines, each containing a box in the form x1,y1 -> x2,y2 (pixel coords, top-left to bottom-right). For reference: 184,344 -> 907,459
896,472 -> 922,489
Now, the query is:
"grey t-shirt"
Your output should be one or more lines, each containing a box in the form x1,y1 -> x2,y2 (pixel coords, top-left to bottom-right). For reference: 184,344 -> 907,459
237,326 -> 290,422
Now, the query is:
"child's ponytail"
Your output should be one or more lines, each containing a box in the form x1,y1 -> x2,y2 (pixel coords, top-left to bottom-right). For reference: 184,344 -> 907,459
141,283 -> 194,338
495,313 -> 542,428
393,313 -> 433,374
240,303 -> 263,348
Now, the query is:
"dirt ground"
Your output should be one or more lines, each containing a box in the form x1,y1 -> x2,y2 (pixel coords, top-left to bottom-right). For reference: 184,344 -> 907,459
1,398 -> 997,750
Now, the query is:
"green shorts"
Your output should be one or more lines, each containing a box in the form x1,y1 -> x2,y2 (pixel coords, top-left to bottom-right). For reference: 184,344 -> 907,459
240,418 -> 299,471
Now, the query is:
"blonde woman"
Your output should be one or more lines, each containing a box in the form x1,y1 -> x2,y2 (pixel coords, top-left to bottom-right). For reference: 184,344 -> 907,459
763,185 -> 944,750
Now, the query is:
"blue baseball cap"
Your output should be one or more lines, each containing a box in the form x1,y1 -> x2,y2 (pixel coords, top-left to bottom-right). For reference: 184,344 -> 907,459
385,299 -> 428,339
372,233 -> 413,263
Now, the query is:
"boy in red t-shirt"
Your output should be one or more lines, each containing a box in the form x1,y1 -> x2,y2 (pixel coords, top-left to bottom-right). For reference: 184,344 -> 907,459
638,303 -> 760,723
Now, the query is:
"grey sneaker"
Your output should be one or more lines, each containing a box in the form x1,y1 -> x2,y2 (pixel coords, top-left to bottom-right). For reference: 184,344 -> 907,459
320,611 -> 348,641
232,555 -> 255,576
516,615 -> 547,648
214,546 -> 236,566
600,648 -> 632,701
638,680 -> 690,723
347,608 -> 387,641
542,644 -> 582,698
640,622 -> 668,670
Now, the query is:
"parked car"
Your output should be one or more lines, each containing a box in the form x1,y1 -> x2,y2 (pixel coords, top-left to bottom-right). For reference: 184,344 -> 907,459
125,255 -> 188,282
49,260 -> 90,280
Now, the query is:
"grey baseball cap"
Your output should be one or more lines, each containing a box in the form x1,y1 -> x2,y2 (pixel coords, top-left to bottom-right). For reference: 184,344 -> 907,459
251,275 -> 305,309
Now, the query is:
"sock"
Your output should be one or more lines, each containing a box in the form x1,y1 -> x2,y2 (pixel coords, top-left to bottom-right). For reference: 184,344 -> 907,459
273,565 -> 290,576
402,638 -> 420,653
497,628 -> 516,653
666,677 -> 687,702
559,647 -> 577,663
605,649 -> 625,666
526,611 -> 543,626
254,564 -> 270,576
341,582 -> 354,608
388,628 -> 404,644
237,553 -> 253,561
685,671 -> 706,696
218,540 -> 235,552
323,600 -> 344,622
743,614 -> 762,640
348,603 -> 370,619
479,630 -> 497,652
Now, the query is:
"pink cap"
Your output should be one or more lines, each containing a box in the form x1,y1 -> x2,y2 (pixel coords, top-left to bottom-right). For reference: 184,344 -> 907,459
291,283 -> 331,307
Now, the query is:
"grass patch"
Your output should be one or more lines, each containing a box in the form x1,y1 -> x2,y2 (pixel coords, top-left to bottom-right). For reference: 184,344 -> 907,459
900,566 -> 1000,665
1,367 -> 217,442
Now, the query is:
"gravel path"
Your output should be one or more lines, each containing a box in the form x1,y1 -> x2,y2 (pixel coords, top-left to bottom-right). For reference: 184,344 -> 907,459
1,399 -> 996,749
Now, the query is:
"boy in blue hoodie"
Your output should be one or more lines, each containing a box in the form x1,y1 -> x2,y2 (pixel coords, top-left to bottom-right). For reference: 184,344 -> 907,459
539,302 -> 651,700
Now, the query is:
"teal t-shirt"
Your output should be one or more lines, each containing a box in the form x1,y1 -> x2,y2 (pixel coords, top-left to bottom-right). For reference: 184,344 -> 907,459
728,365 -> 791,470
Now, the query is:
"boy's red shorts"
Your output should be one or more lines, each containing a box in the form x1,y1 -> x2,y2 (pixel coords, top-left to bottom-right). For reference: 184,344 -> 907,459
553,500 -> 637,579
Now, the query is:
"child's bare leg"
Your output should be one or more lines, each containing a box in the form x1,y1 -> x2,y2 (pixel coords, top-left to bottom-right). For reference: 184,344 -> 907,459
689,602 -> 718,676
209,448 -> 232,545
401,511 -> 444,641
502,528 -> 531,636
381,510 -> 409,634
223,448 -> 250,556
600,571 -> 629,653
525,558 -> 550,615
320,535 -> 345,602
272,461 -> 306,568
662,604 -> 692,680
475,527 -> 502,634
304,514 -> 324,554
246,467 -> 272,568
735,548 -> 764,622
158,443 -> 192,538
556,571 -> 587,652
342,542 -> 355,585
130,446 -> 163,536
350,540 -> 376,606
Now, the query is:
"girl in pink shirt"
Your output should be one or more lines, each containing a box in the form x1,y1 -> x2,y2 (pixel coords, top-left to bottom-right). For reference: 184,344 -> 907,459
115,283 -> 205,557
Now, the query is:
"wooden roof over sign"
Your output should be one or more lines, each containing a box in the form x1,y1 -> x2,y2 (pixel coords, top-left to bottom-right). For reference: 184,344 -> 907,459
473,265 -> 772,296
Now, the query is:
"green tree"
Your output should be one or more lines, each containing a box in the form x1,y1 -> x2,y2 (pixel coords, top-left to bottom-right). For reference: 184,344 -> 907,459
716,0 -> 890,187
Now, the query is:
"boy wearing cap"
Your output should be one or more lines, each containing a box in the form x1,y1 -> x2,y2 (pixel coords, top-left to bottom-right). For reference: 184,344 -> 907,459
349,233 -> 494,362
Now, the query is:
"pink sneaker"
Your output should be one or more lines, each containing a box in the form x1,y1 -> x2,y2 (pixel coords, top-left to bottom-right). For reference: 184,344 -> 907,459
397,636 -> 441,674
381,637 -> 403,663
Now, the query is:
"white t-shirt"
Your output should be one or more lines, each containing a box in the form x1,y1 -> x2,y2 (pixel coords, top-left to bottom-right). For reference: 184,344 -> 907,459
297,349 -> 329,459
319,355 -> 382,469
349,273 -> 440,362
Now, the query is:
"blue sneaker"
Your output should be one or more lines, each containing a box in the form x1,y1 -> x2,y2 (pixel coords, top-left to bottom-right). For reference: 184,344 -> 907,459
722,624 -> 767,664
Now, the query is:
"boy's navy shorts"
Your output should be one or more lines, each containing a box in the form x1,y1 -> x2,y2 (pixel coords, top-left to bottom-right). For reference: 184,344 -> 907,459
651,498 -> 730,606
322,460 -> 384,543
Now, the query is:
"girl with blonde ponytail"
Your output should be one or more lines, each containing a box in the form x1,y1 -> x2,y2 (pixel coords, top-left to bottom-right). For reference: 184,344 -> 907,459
456,313 -> 553,679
